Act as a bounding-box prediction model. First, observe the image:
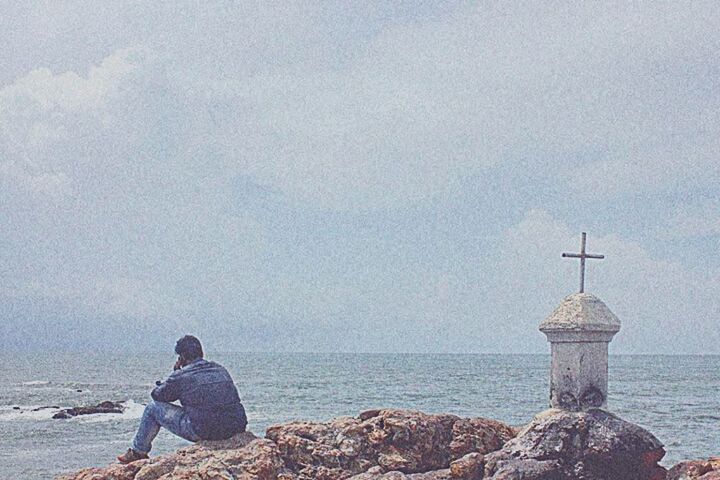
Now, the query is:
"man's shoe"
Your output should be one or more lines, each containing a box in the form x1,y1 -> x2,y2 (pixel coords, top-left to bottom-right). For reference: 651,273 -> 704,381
117,448 -> 149,464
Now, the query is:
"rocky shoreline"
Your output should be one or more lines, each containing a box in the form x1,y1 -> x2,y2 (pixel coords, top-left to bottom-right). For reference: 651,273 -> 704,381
55,406 -> 718,480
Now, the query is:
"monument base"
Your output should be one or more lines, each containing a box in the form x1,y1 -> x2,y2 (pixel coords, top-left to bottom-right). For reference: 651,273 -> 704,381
483,408 -> 666,480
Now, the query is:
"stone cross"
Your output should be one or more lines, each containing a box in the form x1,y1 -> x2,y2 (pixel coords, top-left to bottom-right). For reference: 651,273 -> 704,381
562,232 -> 604,293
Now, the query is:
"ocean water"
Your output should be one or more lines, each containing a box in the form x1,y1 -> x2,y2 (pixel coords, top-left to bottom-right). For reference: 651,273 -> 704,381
0,353 -> 718,479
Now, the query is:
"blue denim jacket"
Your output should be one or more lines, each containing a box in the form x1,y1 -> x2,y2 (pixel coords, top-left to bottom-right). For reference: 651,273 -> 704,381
151,359 -> 247,440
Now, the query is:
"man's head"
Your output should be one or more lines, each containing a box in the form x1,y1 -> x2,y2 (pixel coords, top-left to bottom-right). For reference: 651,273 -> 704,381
175,335 -> 203,364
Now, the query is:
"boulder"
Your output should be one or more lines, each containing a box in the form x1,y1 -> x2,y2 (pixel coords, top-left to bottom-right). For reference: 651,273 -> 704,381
265,408 -> 516,479
349,469 -> 452,480
56,432 -> 293,480
449,419 -> 518,459
483,408 -> 667,480
666,457 -> 720,479
449,453 -> 484,480
347,466 -> 452,479
56,461 -> 148,480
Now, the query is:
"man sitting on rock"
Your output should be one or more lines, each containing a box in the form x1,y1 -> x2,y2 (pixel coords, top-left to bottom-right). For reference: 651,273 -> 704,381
118,335 -> 248,463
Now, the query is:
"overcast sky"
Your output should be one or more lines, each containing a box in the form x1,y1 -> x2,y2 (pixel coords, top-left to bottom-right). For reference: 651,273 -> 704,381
1,1 -> 718,354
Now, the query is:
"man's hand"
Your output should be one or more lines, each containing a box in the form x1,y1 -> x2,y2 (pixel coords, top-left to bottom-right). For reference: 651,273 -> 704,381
173,358 -> 183,371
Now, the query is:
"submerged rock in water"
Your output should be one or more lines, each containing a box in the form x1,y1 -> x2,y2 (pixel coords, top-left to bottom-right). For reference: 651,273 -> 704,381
483,408 -> 667,480
52,401 -> 125,419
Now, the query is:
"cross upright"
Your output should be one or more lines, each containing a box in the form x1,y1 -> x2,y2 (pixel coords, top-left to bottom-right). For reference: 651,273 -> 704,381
562,232 -> 604,293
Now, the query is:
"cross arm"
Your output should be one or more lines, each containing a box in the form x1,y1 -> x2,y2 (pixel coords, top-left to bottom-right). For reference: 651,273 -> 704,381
562,253 -> 605,259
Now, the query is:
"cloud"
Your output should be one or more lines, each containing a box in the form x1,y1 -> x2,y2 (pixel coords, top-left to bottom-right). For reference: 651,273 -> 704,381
5,3 -> 718,209
661,199 -> 720,239
0,161 -> 73,197
0,47 -> 152,200
563,134 -> 720,198
4,275 -> 190,321
1,3 -> 719,352
497,209 -> 720,353
0,47 -> 273,338
166,2 -> 720,209
0,48 -> 145,111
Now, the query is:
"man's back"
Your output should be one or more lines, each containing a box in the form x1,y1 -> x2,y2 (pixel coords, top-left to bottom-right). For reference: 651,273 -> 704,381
151,359 -> 247,440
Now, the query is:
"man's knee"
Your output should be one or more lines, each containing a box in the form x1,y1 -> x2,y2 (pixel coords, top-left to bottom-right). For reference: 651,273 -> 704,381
144,400 -> 170,418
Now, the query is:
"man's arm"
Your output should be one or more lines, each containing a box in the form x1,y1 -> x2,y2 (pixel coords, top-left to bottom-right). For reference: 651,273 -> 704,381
151,370 -> 182,402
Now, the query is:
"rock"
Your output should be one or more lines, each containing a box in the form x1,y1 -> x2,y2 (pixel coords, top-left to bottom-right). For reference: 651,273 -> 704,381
449,453 -> 484,479
56,461 -> 148,480
55,407 -> 679,480
487,459 -> 560,480
132,432 -> 263,480
483,409 -> 667,480
449,419 -> 518,459
266,409 -> 516,479
12,406 -> 20,410
410,472 -> 452,480
667,457 -> 720,479
57,409 -> 516,480
54,406 -> 690,480
348,469 -> 452,479
53,401 -> 125,419
56,432 -> 289,480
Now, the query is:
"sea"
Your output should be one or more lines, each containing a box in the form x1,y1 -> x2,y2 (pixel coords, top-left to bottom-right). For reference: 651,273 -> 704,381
0,352 -> 718,479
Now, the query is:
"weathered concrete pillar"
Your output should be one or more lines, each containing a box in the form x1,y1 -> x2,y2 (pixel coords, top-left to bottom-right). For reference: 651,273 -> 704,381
539,293 -> 620,411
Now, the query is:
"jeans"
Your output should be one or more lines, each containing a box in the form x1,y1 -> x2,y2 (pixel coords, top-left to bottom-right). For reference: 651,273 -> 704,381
132,400 -> 199,454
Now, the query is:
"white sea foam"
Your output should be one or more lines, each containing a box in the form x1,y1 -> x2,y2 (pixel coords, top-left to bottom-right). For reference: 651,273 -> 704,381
0,405 -> 59,421
21,380 -> 50,386
0,400 -> 144,422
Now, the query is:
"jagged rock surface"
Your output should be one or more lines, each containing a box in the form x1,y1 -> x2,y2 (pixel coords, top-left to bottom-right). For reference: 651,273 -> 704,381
666,457 -> 720,480
56,409 -> 516,480
57,408 -> 691,480
265,409 -> 516,479
483,409 -> 667,480
348,468 -> 452,479
56,432 -> 294,480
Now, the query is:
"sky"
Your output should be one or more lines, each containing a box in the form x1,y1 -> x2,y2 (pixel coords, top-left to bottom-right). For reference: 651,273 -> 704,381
0,1 -> 718,354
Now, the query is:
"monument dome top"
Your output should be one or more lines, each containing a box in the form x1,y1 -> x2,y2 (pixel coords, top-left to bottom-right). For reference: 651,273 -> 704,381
540,293 -> 620,332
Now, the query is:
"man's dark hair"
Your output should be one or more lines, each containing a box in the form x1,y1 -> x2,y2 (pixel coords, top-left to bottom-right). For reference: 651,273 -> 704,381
175,335 -> 203,361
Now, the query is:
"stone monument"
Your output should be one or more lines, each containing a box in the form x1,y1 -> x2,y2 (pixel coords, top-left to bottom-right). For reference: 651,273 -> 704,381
483,232 -> 667,480
539,292 -> 620,410
539,232 -> 619,410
